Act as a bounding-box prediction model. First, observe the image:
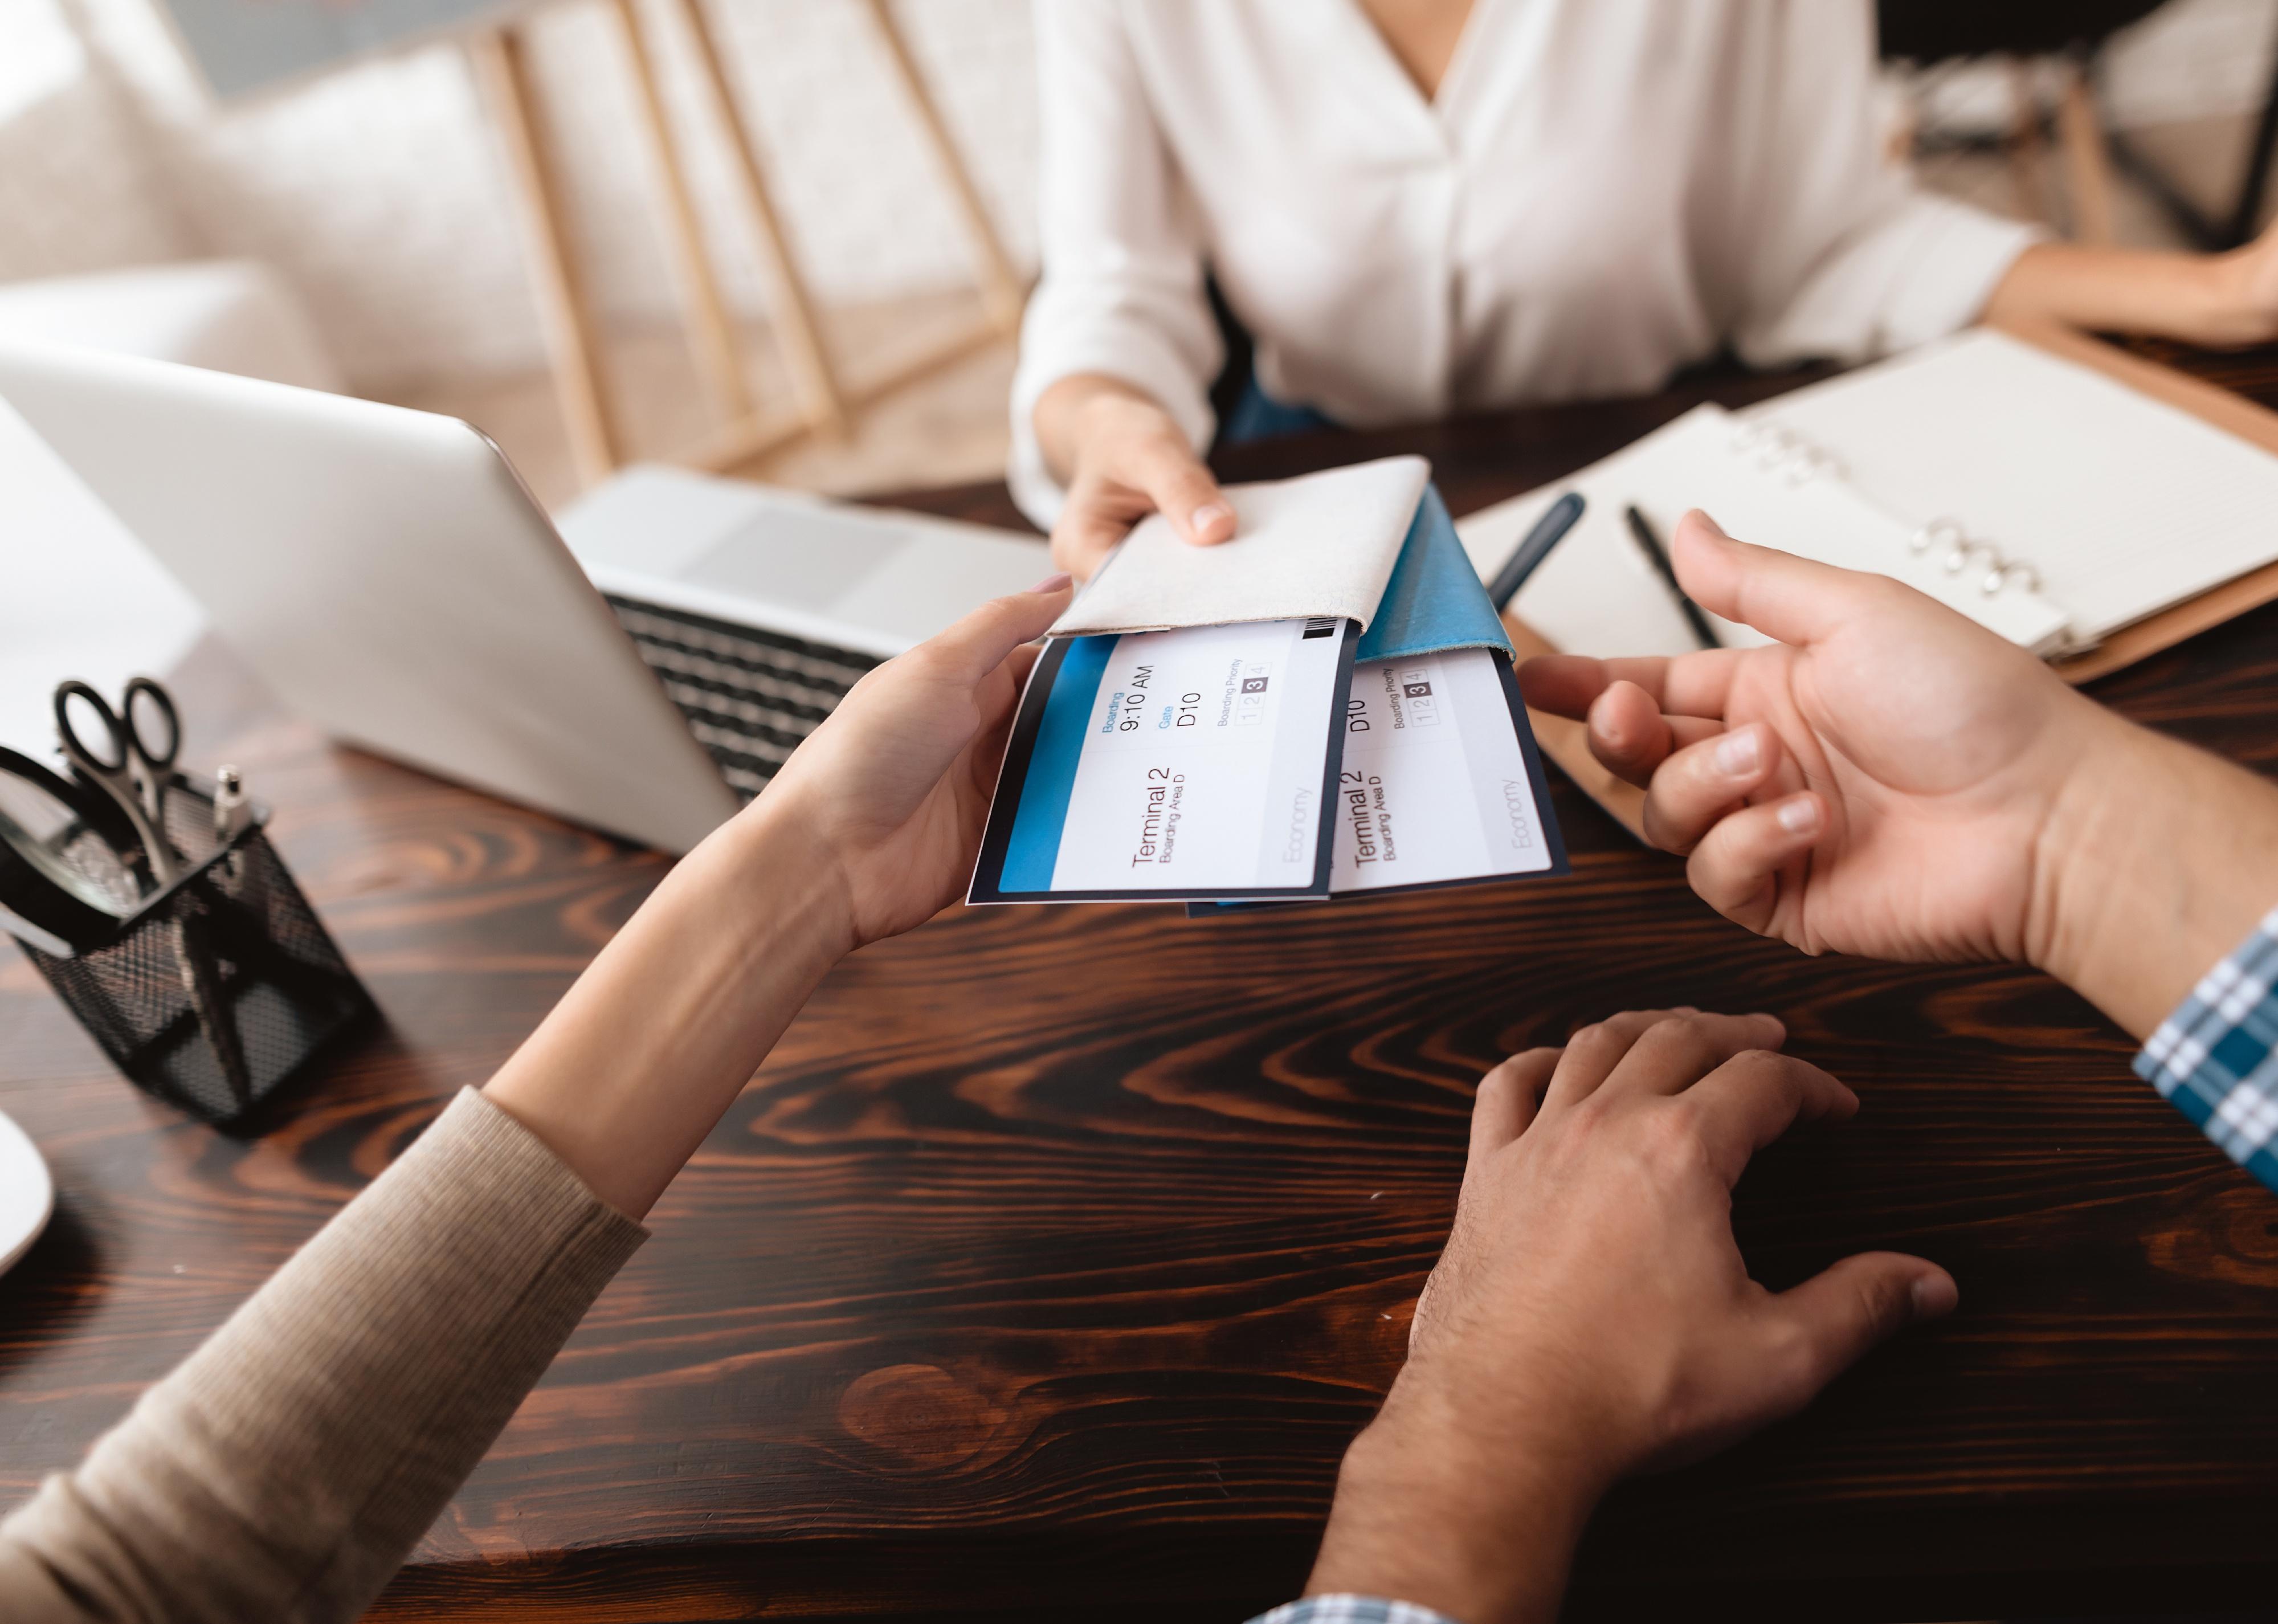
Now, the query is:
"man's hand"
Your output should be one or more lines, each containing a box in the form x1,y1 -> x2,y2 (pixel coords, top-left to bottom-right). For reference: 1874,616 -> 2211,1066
764,574 -> 1072,950
1309,1011 -> 1954,1624
1518,511 -> 2110,965
1518,510 -> 2278,1038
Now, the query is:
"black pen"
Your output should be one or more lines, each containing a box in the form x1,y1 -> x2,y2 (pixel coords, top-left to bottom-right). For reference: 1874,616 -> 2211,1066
1624,504 -> 1721,649
1487,491 -> 1585,610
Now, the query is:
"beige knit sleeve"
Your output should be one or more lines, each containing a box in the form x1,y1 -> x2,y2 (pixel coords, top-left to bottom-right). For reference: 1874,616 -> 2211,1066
0,1088 -> 647,1624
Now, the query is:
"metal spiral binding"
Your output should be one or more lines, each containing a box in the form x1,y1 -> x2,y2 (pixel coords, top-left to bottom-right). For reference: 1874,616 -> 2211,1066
1907,516 -> 2042,598
1727,420 -> 1840,488
1731,420 -> 2041,601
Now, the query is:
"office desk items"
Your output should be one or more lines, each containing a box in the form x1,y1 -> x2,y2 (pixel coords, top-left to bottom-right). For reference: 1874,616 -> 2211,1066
13,368 -> 2278,1617
1460,321 -> 2278,680
1756,317 -> 2278,682
55,676 -> 251,1093
1,715 -> 373,1126
983,463 -> 1558,905
1188,609 -> 1570,918
1055,461 -> 1512,663
1458,400 -> 2076,664
210,765 -> 248,844
1182,640 -> 1569,920
1053,457 -> 1431,638
0,344 -> 1047,855
969,618 -> 1357,904
1487,490 -> 1585,609
1624,504 -> 1721,650
15,439 -> 2278,1620
1321,647 -> 1565,898
0,746 -> 141,958
54,677 -> 183,887
0,1107 -> 51,1280
1184,489 -> 1571,916
1354,483 -> 1517,665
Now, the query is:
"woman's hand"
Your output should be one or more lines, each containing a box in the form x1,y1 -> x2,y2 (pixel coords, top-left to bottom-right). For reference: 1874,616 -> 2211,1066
1984,225 -> 2278,350
1310,1010 -> 1953,1624
764,576 -> 1072,949
1032,374 -> 1235,580
2217,215 -> 2278,346
1519,512 -> 2111,968
487,577 -> 1072,1218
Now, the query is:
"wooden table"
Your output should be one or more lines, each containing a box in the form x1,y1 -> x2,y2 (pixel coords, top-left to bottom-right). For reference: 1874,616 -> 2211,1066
7,355 -> 2278,1623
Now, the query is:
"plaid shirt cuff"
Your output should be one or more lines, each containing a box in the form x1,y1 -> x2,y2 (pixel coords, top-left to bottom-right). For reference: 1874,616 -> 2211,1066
1248,1598 -> 1463,1624
2136,906 -> 2278,1192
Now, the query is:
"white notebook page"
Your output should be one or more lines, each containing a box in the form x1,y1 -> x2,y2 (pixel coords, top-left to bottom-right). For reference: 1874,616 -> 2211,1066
1749,329 -> 2278,641
1458,405 -> 2071,660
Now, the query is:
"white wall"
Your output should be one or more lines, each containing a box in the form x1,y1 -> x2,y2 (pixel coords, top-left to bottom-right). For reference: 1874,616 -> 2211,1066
15,0 -> 1039,391
0,1 -> 190,281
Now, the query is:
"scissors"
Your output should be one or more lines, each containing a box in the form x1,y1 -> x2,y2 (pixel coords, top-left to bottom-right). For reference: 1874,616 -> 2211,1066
52,678 -> 249,1102
0,745 -> 141,956
54,677 -> 183,887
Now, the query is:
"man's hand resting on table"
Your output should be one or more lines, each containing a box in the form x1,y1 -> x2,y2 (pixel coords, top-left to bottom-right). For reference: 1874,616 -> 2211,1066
1308,1010 -> 1956,1624
1517,512 -> 2278,1040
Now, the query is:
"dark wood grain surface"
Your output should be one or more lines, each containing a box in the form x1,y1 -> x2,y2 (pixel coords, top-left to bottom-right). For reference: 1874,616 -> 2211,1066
7,349 -> 2278,1623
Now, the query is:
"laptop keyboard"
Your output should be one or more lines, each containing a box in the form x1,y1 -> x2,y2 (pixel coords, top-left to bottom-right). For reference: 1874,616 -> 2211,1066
606,595 -> 880,801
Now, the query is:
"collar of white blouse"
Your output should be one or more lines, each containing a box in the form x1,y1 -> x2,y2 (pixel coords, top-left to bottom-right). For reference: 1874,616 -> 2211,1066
1313,0 -> 1518,152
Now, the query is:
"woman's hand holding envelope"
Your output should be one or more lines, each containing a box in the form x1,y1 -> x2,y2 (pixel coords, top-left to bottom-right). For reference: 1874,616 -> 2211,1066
1034,375 -> 1237,580
767,574 -> 1073,948
485,578 -> 1071,1218
1519,511 -> 2278,1040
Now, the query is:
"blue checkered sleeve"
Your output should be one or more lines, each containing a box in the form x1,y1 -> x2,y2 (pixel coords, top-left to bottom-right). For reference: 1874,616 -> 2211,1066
2136,907 -> 2278,1191
1247,1597 -> 1462,1624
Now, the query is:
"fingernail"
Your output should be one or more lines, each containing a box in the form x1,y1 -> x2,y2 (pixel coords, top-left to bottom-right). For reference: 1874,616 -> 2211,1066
1027,572 -> 1072,594
1714,728 -> 1759,777
1775,795 -> 1819,835
1190,501 -> 1232,533
1910,1272 -> 1959,1318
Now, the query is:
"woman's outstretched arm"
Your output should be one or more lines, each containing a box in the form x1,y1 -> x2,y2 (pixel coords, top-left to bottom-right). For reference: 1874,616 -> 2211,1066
0,578 -> 1072,1624
1983,233 -> 2278,350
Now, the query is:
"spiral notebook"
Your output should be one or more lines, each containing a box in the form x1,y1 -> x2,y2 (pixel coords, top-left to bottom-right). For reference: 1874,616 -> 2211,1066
1459,323 -> 2278,678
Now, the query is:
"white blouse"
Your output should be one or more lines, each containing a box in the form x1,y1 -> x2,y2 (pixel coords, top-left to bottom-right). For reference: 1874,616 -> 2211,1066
1009,0 -> 2039,527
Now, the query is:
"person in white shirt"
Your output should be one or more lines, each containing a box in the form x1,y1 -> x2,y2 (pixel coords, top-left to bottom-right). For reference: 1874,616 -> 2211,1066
1015,0 -> 2278,578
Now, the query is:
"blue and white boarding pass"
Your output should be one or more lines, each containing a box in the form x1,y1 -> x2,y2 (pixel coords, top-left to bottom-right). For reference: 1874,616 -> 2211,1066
968,617 -> 1358,903
1332,647 -> 1567,895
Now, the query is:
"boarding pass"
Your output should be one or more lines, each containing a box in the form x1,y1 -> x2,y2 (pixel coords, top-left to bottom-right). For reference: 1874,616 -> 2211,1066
969,617 -> 1357,903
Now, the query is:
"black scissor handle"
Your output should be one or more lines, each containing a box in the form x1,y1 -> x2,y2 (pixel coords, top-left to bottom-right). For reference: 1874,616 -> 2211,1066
123,677 -> 180,772
53,681 -> 128,774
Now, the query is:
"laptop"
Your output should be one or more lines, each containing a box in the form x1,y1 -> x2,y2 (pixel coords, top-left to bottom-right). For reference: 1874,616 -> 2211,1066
0,342 -> 1050,853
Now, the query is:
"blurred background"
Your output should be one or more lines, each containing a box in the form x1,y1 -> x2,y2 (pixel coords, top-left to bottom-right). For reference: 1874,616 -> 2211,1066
5,0 -> 2278,750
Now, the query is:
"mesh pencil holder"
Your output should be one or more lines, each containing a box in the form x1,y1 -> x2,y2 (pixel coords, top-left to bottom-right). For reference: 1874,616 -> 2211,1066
7,775 -> 375,1126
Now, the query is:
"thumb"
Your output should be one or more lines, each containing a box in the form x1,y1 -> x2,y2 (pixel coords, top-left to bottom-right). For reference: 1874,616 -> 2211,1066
1672,509 -> 1871,648
1759,1251 -> 1957,1403
918,574 -> 1074,687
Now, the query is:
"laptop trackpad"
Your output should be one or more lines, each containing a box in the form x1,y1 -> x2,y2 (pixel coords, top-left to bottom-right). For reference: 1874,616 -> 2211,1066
682,512 -> 904,608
